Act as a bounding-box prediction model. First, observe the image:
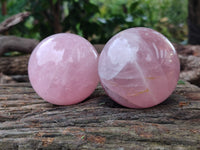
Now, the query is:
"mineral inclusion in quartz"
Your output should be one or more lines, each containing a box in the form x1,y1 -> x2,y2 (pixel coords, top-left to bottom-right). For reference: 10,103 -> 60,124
98,27 -> 180,108
28,33 -> 99,105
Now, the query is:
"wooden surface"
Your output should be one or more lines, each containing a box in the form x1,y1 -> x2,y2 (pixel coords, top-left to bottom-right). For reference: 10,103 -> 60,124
0,81 -> 200,150
0,44 -> 200,149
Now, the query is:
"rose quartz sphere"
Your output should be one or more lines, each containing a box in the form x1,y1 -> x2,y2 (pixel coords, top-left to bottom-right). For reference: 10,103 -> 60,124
28,33 -> 99,105
98,27 -> 180,108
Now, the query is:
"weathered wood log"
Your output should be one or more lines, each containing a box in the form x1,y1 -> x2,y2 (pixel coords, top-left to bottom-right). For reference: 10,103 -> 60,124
0,12 -> 30,33
0,31 -> 199,57
0,45 -> 103,75
175,44 -> 200,57
0,36 -> 39,56
0,73 -> 16,84
179,54 -> 200,70
179,54 -> 200,86
0,81 -> 199,149
0,42 -> 200,74
0,34 -> 198,56
1,44 -> 200,85
0,73 -> 27,83
180,69 -> 200,86
0,12 -> 38,56
1,54 -> 200,85
10,75 -> 29,82
0,55 -> 30,75
0,38 -> 100,56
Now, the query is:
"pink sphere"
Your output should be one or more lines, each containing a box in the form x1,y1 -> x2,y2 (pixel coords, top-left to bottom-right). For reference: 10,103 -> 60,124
98,27 -> 180,108
28,33 -> 99,105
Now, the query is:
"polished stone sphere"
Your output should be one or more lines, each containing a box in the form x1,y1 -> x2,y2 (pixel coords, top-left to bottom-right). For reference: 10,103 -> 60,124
28,33 -> 99,105
98,27 -> 180,108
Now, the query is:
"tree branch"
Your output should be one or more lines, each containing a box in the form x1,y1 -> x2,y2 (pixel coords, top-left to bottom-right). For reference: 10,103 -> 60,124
0,12 -> 30,33
0,36 -> 39,56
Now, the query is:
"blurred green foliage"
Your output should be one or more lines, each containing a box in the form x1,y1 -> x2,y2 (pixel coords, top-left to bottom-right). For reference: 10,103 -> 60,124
0,0 -> 188,44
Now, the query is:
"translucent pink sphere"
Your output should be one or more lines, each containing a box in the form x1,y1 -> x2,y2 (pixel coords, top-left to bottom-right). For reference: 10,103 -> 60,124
28,33 -> 99,105
98,28 -> 180,108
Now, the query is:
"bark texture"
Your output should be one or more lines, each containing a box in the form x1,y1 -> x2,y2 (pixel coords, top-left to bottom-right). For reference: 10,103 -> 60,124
0,36 -> 39,56
0,73 -> 16,84
0,55 -> 29,75
50,0 -> 62,33
0,12 -> 30,33
0,43 -> 200,149
188,0 -> 200,44
175,44 -> 200,57
178,54 -> 200,86
0,81 -> 199,149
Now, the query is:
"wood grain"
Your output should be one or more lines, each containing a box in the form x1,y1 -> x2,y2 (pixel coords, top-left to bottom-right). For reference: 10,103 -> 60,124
0,44 -> 200,149
0,55 -> 29,75
0,81 -> 199,149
